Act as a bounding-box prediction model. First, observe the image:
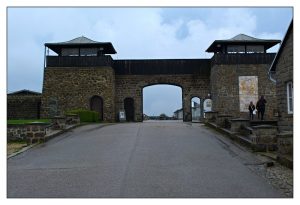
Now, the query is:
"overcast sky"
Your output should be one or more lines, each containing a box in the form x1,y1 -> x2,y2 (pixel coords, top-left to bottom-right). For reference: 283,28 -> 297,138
7,8 -> 292,116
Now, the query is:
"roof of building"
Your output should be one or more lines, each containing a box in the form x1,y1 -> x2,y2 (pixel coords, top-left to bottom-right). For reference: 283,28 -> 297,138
174,108 -> 183,113
45,36 -> 117,55
206,34 -> 281,52
8,89 -> 41,96
269,19 -> 293,72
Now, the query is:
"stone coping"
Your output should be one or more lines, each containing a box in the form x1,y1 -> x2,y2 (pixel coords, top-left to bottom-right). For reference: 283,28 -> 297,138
230,118 -> 250,121
277,131 -> 293,137
66,113 -> 79,116
217,114 -> 233,117
7,124 -> 28,128
52,116 -> 66,119
25,122 -> 50,126
252,125 -> 277,129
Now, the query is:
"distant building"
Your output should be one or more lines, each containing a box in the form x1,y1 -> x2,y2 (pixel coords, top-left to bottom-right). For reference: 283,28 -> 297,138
173,108 -> 183,120
7,89 -> 42,119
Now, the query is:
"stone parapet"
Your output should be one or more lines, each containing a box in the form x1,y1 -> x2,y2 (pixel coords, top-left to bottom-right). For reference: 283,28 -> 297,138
51,116 -> 66,130
230,118 -> 250,132
277,131 -> 293,168
7,125 -> 28,142
216,114 -> 233,128
251,125 -> 278,151
277,132 -> 293,155
204,111 -> 218,123
66,114 -> 80,125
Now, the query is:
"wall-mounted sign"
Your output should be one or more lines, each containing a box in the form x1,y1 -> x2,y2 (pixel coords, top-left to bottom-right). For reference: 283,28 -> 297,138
119,110 -> 126,122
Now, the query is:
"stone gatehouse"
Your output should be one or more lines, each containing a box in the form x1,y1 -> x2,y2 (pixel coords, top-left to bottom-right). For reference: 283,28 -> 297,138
41,34 -> 280,122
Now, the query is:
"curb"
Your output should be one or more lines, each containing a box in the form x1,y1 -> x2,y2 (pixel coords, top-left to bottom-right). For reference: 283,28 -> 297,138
7,143 -> 39,159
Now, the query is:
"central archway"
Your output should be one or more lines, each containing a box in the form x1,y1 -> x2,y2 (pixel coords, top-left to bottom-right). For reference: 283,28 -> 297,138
142,84 -> 183,121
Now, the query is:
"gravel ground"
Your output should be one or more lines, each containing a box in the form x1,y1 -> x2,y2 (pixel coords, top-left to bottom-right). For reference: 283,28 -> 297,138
247,157 -> 293,197
7,142 -> 27,156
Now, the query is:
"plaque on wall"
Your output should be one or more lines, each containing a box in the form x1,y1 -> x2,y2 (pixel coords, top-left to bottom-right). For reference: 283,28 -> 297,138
119,110 -> 126,122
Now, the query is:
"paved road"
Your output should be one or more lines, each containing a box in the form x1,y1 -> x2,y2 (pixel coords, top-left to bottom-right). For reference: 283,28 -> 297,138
7,121 -> 284,198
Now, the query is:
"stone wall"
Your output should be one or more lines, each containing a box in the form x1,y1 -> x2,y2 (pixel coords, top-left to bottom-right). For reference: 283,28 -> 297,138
274,26 -> 293,132
7,95 -> 41,119
210,63 -> 277,120
115,74 -> 210,122
41,67 -> 116,122
7,125 -> 28,141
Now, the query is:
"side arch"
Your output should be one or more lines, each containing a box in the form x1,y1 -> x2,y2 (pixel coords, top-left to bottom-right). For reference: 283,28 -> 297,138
90,95 -> 103,121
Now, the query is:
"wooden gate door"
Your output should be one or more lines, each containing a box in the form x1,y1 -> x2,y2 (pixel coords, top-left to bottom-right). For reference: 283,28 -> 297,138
124,98 -> 134,121
90,96 -> 103,121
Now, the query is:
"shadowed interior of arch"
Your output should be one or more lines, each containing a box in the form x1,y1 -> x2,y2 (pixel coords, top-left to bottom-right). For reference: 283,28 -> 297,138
142,84 -> 182,121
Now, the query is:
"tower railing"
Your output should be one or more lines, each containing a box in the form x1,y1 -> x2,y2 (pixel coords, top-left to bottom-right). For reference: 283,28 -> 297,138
211,53 -> 276,65
46,55 -> 113,67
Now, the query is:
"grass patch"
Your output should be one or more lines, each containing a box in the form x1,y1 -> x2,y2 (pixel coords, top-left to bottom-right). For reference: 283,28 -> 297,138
7,141 -> 28,156
66,109 -> 99,122
7,119 -> 50,125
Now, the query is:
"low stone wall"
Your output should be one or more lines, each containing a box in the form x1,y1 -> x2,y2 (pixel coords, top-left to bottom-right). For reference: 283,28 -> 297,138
7,125 -> 28,142
52,116 -> 66,130
204,111 -> 218,123
251,125 -> 278,151
230,118 -> 250,133
66,114 -> 80,125
7,123 -> 49,144
216,114 -> 233,128
277,132 -> 293,168
26,122 -> 50,144
7,114 -> 80,144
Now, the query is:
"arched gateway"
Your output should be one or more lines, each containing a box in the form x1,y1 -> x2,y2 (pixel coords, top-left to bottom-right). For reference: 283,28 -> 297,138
41,35 -> 280,122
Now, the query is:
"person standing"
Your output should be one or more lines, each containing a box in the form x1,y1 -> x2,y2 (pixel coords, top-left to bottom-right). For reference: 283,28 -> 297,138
257,95 -> 267,120
248,101 -> 255,120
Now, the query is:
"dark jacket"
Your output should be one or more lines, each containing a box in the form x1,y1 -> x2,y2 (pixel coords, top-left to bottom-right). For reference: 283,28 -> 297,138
257,98 -> 267,110
249,104 -> 255,112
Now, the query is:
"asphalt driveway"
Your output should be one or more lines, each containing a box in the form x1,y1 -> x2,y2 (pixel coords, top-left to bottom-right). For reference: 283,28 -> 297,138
7,121 -> 284,198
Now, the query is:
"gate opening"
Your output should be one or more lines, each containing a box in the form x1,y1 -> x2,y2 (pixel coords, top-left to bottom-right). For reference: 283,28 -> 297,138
142,84 -> 182,121
191,97 -> 201,122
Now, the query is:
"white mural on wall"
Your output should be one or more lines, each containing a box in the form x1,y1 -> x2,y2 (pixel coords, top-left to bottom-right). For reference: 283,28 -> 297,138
239,76 -> 258,112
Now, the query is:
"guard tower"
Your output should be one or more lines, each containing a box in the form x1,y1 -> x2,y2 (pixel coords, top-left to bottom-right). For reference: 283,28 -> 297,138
206,34 -> 280,119
41,36 -> 117,121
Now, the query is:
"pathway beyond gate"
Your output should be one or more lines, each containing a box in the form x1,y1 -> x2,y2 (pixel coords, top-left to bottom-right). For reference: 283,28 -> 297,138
7,121 -> 284,198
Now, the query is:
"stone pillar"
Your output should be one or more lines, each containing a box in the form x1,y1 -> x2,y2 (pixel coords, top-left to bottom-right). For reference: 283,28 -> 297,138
183,99 -> 191,122
51,116 -> 66,130
200,98 -> 204,118
66,114 -> 80,125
